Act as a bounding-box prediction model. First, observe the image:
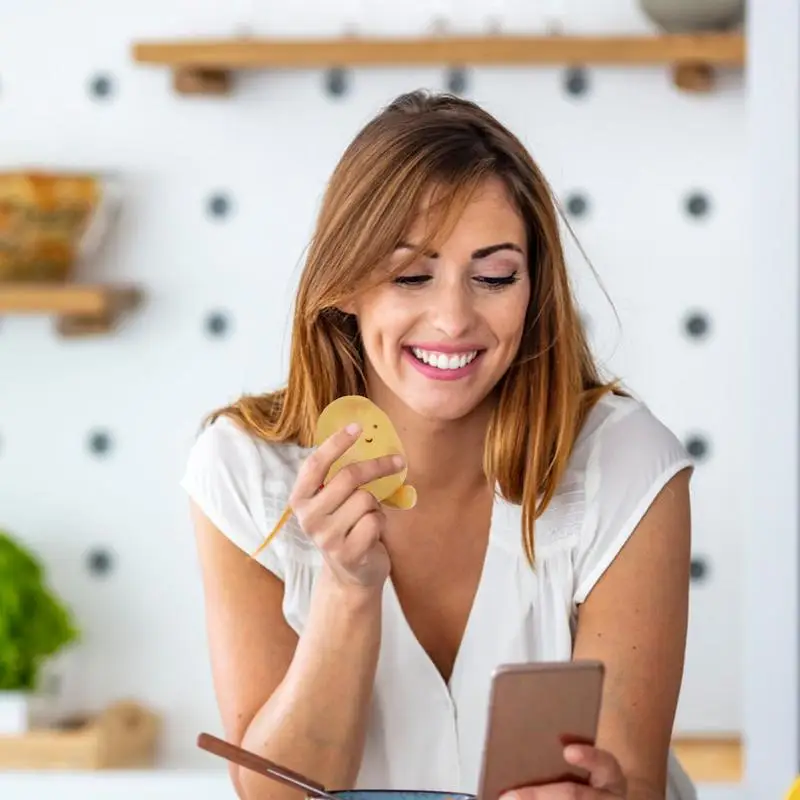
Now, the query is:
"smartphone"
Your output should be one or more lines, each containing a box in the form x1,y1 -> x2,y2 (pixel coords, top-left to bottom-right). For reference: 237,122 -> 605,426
476,660 -> 605,800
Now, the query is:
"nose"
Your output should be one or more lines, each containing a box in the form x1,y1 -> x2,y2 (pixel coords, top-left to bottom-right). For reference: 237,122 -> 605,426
429,281 -> 476,340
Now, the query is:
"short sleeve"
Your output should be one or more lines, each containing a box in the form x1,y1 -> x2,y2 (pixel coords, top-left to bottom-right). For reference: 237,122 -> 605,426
180,416 -> 285,580
573,401 -> 694,604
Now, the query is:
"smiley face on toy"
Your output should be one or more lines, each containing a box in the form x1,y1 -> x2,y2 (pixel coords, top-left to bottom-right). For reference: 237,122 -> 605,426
314,395 -> 417,510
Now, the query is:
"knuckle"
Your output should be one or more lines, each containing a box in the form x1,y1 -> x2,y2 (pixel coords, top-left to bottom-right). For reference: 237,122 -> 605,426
290,499 -> 307,524
372,455 -> 402,480
313,524 -> 338,552
339,464 -> 362,492
303,450 -> 324,473
365,456 -> 392,477
380,453 -> 401,470
294,511 -> 317,538
355,489 -> 378,513
361,511 -> 383,538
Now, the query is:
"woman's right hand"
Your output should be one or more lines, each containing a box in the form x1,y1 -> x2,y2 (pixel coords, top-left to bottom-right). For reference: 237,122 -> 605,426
289,422 -> 405,589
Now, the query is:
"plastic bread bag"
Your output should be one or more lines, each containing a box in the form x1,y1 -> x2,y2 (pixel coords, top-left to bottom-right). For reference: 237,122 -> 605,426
0,171 -> 122,282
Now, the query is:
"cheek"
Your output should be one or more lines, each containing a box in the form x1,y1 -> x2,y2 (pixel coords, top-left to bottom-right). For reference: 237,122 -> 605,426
491,291 -> 530,346
355,292 -> 410,347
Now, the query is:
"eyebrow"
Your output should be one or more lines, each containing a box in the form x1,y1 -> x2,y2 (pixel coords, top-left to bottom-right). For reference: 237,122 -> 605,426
395,241 -> 524,259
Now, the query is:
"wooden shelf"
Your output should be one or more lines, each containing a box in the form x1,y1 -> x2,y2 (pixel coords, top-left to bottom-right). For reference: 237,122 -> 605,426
132,32 -> 745,95
672,735 -> 742,784
0,283 -> 143,336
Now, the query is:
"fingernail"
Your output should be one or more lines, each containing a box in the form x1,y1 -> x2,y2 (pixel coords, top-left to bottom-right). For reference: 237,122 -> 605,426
345,422 -> 361,435
564,745 -> 583,762
392,455 -> 404,469
500,793 -> 519,800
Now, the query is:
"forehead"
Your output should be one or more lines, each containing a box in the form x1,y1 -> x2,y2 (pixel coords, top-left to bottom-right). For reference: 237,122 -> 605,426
404,176 -> 526,249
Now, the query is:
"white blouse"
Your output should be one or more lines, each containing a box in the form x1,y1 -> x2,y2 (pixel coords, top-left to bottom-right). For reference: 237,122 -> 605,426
181,392 -> 697,800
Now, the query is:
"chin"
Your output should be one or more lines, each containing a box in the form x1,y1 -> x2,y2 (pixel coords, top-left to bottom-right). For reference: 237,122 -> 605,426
399,388 -> 493,424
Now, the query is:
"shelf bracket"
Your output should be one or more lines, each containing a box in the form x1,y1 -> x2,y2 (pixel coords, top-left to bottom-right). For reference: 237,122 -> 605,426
672,62 -> 716,92
173,66 -> 232,95
55,287 -> 143,337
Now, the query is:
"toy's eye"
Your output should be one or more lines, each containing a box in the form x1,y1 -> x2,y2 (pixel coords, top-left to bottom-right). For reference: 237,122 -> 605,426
373,424 -> 378,428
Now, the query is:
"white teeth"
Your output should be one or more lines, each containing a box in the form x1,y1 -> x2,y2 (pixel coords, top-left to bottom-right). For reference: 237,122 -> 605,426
411,347 -> 479,370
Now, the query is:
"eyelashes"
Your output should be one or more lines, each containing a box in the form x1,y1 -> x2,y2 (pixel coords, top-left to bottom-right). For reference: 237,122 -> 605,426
393,270 -> 520,290
479,272 -> 520,288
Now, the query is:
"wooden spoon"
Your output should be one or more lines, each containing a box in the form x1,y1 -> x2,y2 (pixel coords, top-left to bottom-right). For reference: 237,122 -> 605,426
197,732 -> 340,800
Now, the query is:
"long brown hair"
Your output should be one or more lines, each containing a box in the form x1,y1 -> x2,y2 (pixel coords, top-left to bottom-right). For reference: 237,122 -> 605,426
208,90 -> 623,565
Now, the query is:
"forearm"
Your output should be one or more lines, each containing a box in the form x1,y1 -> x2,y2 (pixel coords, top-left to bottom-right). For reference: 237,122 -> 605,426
239,566 -> 382,799
626,776 -> 667,800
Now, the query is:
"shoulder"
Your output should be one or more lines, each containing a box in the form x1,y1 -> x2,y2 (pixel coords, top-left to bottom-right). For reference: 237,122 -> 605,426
180,415 -> 314,577
185,415 -> 308,485
570,392 -> 694,603
571,392 -> 691,478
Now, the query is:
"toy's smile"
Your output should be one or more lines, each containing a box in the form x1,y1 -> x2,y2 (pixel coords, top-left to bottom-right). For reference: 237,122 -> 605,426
365,437 -> 374,443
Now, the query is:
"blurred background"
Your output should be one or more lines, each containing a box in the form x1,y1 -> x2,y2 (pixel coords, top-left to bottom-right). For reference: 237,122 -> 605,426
0,1 -> 795,799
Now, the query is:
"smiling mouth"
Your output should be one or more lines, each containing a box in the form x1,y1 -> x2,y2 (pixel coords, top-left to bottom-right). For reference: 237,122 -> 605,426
407,346 -> 482,370
365,437 -> 374,443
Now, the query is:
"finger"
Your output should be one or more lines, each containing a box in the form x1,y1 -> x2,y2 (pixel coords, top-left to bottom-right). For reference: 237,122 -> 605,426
313,489 -> 380,549
339,510 -> 385,565
502,785 -> 593,800
293,423 -> 362,501
564,744 -> 627,794
320,454 -> 405,508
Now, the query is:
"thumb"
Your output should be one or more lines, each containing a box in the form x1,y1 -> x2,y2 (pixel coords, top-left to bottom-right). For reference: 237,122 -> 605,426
564,744 -> 627,794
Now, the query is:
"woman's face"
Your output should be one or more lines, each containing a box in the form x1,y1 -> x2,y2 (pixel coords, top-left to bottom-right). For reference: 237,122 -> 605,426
348,176 -> 531,423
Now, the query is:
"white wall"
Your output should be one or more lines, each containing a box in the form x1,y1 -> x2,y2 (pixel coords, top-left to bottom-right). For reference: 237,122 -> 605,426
0,0 -> 771,798
743,0 -> 800,797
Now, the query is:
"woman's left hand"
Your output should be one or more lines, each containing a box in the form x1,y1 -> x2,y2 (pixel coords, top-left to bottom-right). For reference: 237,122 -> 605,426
500,744 -> 628,799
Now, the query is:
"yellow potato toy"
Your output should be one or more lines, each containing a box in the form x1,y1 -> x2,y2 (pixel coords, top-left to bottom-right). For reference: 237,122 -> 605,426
251,395 -> 416,558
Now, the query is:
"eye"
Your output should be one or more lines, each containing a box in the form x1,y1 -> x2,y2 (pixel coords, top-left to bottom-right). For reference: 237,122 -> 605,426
475,272 -> 519,289
393,275 -> 430,287
393,272 -> 520,289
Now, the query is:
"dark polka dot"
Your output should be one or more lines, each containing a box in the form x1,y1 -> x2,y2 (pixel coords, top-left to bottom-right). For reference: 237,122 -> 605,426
690,557 -> 709,583
446,68 -> 468,95
89,73 -> 114,100
324,68 -> 348,97
685,434 -> 710,461
207,193 -> 231,219
565,193 -> 589,218
87,547 -> 114,577
205,311 -> 231,338
685,192 -> 711,218
88,430 -> 112,456
684,311 -> 711,340
564,67 -> 589,97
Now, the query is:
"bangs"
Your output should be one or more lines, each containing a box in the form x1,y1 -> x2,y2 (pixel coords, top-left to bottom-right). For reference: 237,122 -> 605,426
361,159 -> 499,288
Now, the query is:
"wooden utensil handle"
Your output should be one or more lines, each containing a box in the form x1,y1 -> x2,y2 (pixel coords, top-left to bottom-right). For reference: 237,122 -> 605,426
197,732 -> 335,798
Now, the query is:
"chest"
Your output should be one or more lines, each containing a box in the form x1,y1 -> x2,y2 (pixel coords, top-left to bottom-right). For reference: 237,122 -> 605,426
383,499 -> 493,685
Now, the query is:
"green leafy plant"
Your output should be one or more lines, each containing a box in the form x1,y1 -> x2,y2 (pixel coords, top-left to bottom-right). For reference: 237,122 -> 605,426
0,530 -> 79,691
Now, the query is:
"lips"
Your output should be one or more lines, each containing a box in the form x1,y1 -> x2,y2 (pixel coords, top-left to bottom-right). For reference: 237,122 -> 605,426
402,346 -> 484,381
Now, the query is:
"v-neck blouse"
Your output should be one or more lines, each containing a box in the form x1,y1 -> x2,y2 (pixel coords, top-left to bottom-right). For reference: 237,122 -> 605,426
181,393 -> 697,800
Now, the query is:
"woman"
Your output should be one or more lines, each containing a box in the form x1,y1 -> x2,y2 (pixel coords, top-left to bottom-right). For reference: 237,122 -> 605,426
182,90 -> 697,800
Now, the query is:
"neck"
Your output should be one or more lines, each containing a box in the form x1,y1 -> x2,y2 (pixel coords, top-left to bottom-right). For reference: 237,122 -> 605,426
366,382 -> 494,499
